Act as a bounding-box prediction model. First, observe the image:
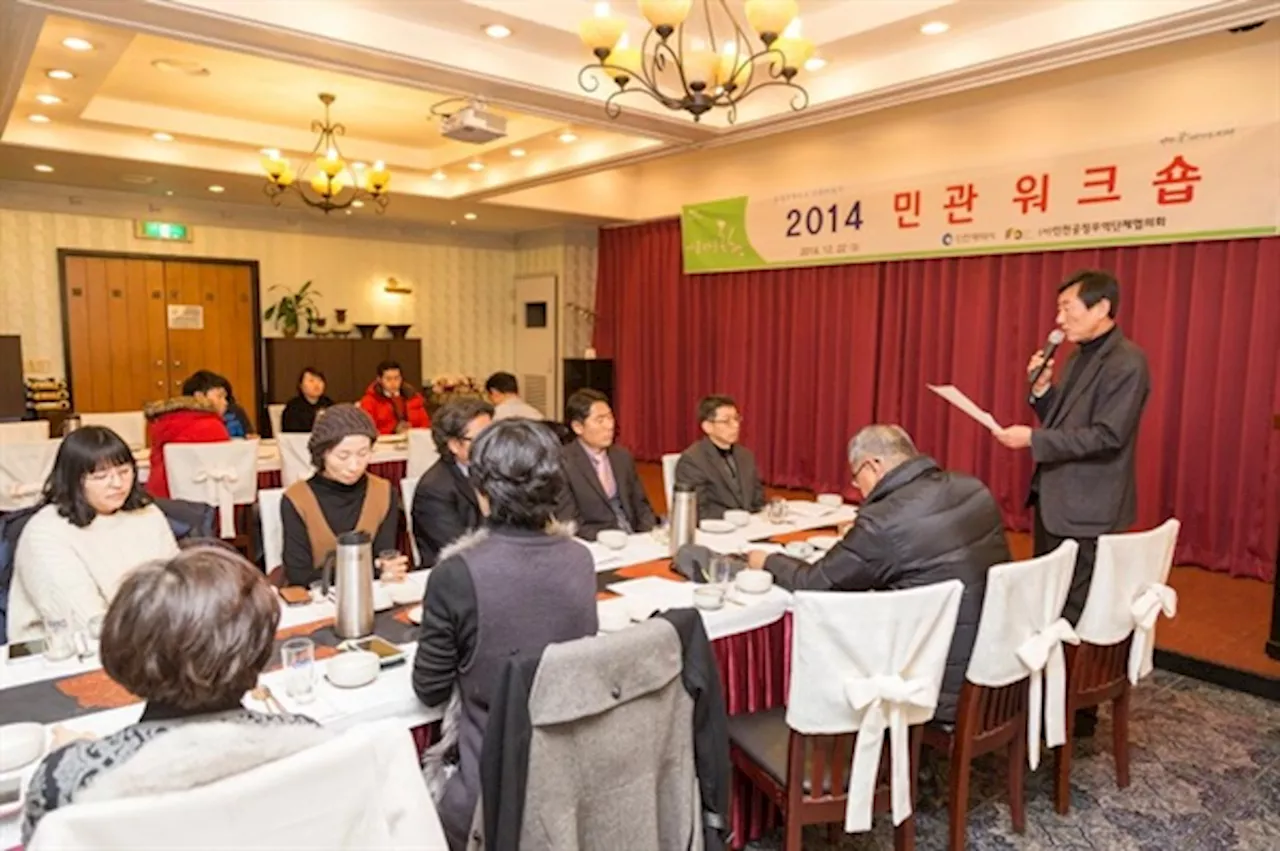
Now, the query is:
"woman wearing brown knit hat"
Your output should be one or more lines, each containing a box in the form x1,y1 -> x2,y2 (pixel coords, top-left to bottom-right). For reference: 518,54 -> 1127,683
279,404 -> 409,588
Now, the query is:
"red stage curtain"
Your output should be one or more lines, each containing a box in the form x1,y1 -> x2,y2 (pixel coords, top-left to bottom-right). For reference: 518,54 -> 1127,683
595,220 -> 1280,579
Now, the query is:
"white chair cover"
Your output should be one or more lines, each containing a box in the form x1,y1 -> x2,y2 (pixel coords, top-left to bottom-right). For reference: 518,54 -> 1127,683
0,420 -> 50,444
787,581 -> 963,834
0,440 -> 62,511
407,428 -> 439,480
164,441 -> 260,538
260,488 -> 285,573
278,433 -> 314,488
78,411 -> 146,449
27,720 -> 449,851
1075,519 -> 1181,685
267,403 -> 285,438
401,475 -> 421,567
965,541 -> 1079,770
661,452 -> 680,510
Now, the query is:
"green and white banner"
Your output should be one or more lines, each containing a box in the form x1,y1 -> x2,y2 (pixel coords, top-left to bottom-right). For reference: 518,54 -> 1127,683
680,122 -> 1280,274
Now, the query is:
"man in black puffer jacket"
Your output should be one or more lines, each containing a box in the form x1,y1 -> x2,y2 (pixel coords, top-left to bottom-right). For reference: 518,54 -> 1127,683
745,424 -> 1010,724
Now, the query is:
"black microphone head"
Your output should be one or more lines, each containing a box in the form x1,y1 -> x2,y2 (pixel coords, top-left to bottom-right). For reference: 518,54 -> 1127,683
1047,329 -> 1065,346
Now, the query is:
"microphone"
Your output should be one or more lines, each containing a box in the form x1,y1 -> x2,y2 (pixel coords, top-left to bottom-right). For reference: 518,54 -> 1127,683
1029,329 -> 1065,388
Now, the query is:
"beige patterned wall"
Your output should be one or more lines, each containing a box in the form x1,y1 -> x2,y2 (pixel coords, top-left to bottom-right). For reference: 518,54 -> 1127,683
0,207 -> 521,383
514,226 -> 599,360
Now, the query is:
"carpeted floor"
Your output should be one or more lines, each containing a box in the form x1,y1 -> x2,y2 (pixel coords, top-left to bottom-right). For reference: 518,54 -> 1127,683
743,670 -> 1280,850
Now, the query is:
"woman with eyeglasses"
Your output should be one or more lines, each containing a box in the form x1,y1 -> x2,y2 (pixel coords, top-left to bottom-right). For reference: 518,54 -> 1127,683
8,426 -> 180,642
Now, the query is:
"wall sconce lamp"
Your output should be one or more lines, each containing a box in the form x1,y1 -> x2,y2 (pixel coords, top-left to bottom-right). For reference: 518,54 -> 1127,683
384,276 -> 412,294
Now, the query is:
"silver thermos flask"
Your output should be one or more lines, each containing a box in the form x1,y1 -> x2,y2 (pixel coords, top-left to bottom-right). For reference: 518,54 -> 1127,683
669,483 -> 698,557
332,531 -> 375,639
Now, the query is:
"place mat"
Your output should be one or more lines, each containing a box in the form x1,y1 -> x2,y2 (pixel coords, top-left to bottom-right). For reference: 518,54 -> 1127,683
0,606 -> 420,727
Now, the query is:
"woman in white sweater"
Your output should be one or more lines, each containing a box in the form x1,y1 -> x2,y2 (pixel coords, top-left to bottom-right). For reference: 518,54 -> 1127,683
8,426 -> 179,642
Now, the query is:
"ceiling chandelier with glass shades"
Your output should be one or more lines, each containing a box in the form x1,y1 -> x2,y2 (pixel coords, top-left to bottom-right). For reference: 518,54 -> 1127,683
577,0 -> 814,123
260,93 -> 391,214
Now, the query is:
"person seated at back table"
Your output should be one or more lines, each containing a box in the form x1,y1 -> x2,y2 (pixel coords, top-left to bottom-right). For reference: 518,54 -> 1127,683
360,360 -> 431,435
412,398 -> 493,567
209,374 -> 254,438
280,366 -> 334,433
143,369 -> 231,499
555,389 -> 656,542
8,426 -> 180,642
675,394 -> 766,521
413,418 -> 598,850
744,424 -> 1009,725
483,371 -> 544,421
21,545 -> 322,844
280,405 -> 408,588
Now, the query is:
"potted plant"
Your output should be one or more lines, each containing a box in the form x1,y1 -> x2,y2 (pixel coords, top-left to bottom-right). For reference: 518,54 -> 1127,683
263,280 -> 322,338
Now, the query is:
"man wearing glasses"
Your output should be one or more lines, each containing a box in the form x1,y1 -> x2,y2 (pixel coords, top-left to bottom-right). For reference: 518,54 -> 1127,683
675,395 -> 766,520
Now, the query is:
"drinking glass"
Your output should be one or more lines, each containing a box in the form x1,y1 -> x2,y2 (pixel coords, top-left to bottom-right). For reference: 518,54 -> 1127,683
43,618 -> 77,662
378,549 -> 407,582
82,614 -> 105,658
702,555 -> 734,586
281,638 -> 317,704
766,498 -> 790,525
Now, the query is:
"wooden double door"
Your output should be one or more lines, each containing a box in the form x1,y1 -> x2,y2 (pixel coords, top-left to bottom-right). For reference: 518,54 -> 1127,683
62,253 -> 260,430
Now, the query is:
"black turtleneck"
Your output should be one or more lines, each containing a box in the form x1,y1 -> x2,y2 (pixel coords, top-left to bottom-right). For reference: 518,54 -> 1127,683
280,473 -> 401,587
1058,324 -> 1116,403
713,442 -> 739,478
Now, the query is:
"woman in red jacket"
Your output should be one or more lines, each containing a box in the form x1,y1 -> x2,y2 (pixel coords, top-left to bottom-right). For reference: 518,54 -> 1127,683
144,371 -> 231,498
359,360 -> 431,435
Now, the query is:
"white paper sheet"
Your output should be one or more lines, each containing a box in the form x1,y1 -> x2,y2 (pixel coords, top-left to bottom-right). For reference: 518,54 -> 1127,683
927,384 -> 1003,432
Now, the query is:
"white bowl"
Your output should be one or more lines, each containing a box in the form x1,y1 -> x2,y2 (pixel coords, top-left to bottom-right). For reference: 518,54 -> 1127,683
699,519 -> 735,534
326,651 -> 380,689
816,493 -> 844,507
597,529 -> 628,550
735,570 -> 774,594
693,586 -> 725,611
784,541 -> 816,559
0,723 -> 46,773
723,510 -> 751,528
808,535 -> 839,551
386,581 -> 420,606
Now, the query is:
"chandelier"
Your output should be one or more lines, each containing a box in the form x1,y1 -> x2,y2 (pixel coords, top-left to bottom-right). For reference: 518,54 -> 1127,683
260,93 -> 391,214
577,0 -> 813,123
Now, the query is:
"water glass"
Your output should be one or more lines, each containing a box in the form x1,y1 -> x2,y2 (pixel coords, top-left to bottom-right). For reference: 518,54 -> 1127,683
43,618 -> 77,662
766,498 -> 790,525
281,637 -> 317,704
702,555 -> 735,586
82,614 -> 105,657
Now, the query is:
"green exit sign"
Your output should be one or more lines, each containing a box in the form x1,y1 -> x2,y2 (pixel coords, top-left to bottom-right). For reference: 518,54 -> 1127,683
135,220 -> 192,242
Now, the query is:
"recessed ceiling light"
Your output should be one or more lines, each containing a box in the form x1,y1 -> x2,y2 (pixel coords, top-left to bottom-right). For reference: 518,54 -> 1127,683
29,114 -> 50,123
35,94 -> 62,105
559,131 -> 578,143
46,69 -> 75,80
467,161 -> 485,171
352,200 -> 364,208
345,209 -> 353,216
804,56 -> 826,72
920,21 -> 950,35
484,24 -> 512,39
450,220 -> 457,226
165,190 -> 174,196
61,37 -> 94,51
432,170 -> 447,181
152,131 -> 174,142
464,213 -> 478,221
208,185 -> 225,193
33,164 -> 54,173
510,148 -> 526,158
152,58 -> 211,77
260,148 -> 280,158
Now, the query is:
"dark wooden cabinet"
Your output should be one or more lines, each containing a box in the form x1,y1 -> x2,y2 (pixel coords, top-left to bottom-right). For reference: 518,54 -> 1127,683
265,339 -> 423,408
0,336 -> 25,421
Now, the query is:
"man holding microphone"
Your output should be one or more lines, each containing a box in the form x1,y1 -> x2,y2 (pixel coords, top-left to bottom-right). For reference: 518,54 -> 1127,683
992,270 -> 1151,627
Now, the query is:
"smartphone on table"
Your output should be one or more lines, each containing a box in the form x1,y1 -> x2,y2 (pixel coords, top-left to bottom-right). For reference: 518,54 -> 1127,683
343,636 -> 406,668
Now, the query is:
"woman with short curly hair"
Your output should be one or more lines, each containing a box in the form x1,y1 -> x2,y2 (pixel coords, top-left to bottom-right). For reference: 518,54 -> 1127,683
412,418 -> 598,850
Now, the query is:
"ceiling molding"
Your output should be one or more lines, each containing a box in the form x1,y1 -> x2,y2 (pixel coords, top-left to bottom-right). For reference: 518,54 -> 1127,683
0,177 -> 520,248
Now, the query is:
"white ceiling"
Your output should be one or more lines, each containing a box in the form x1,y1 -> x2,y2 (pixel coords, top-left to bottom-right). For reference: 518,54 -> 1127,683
0,0 -> 1277,233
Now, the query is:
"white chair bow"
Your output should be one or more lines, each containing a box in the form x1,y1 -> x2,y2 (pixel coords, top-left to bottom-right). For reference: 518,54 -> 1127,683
843,674 -> 935,832
193,467 -> 241,537
1128,584 -> 1177,684
1015,618 -> 1079,769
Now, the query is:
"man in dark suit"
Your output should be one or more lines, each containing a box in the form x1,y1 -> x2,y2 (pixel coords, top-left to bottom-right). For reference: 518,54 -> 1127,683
412,398 -> 494,566
557,389 -> 656,541
675,395 -> 766,520
994,269 -> 1151,625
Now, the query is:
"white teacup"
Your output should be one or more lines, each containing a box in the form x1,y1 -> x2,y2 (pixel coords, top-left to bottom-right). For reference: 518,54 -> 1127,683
693,586 -> 725,611
724,510 -> 751,528
735,570 -> 774,594
816,493 -> 844,508
597,529 -> 628,550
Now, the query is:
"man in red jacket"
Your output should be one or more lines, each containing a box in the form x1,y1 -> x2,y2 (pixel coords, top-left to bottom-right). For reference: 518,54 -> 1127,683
144,370 -> 232,498
360,360 -> 431,435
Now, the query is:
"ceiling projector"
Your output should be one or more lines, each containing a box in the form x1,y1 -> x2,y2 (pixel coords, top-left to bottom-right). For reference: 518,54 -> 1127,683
440,103 -> 508,144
